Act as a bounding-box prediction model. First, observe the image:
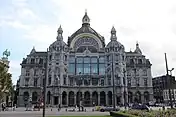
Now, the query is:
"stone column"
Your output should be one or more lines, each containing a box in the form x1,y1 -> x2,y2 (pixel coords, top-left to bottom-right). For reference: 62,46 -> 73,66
67,93 -> 69,106
98,92 -> 100,106
82,94 -> 84,106
60,94 -> 62,106
132,93 -> 135,103
50,96 -> 54,106
120,92 -> 124,106
141,94 -> 144,103
149,93 -> 153,101
74,94 -> 76,106
106,93 -> 109,106
90,93 -> 92,106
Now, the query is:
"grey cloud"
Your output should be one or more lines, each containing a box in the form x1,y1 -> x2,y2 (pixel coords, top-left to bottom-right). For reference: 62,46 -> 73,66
172,25 -> 176,36
118,26 -> 137,36
168,5 -> 176,15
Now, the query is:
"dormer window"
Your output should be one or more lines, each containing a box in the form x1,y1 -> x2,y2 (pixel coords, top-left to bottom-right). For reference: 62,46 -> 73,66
39,58 -> 43,64
138,59 -> 142,64
31,58 -> 35,64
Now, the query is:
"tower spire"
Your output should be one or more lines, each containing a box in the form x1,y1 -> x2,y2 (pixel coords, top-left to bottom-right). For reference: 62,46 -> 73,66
82,10 -> 90,26
30,46 -> 36,54
134,41 -> 142,54
110,26 -> 117,41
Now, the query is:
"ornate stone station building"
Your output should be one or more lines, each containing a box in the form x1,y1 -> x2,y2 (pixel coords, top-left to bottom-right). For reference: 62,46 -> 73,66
17,12 -> 153,107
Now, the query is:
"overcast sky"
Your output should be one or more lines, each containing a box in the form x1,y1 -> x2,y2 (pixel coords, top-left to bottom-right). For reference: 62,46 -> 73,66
1,0 -> 176,84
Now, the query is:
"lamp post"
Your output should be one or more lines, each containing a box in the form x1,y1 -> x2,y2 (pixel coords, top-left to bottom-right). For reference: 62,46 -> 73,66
164,53 -> 174,109
168,68 -> 174,76
42,48 -> 48,117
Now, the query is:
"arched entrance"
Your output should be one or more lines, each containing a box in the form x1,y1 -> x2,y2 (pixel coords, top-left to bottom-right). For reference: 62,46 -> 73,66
62,91 -> 67,105
128,92 -> 133,104
47,91 -> 51,104
144,91 -> 150,103
100,91 -> 106,106
23,92 -> 29,107
92,91 -> 98,106
23,92 -> 29,101
134,91 -> 141,103
76,92 -> 82,106
84,91 -> 90,106
68,91 -> 74,106
108,91 -> 112,106
32,92 -> 38,102
116,96 -> 121,105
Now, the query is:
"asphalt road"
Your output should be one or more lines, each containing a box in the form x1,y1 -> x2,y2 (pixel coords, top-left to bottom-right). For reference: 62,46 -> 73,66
0,108 -> 109,117
0,106 -> 167,117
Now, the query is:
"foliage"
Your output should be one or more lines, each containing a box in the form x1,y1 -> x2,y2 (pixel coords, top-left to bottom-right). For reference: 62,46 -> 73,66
110,111 -> 138,117
49,115 -> 110,117
111,109 -> 176,117
0,62 -> 13,102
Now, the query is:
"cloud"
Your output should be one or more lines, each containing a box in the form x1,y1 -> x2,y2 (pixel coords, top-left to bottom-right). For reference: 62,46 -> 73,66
0,20 -> 30,29
1,0 -> 176,84
23,24 -> 57,46
9,60 -> 21,84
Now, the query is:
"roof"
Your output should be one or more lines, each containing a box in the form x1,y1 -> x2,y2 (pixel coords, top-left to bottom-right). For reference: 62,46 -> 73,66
106,40 -> 124,49
29,52 -> 47,56
68,25 -> 105,47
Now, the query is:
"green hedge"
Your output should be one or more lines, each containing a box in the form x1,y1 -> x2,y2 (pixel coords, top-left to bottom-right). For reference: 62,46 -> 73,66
109,111 -> 139,117
110,109 -> 176,117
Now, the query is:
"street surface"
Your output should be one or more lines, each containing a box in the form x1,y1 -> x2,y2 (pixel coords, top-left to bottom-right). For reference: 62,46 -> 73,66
0,106 -> 168,117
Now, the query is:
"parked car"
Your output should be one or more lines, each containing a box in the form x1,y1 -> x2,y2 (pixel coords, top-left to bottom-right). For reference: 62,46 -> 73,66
130,104 -> 150,111
100,106 -> 120,112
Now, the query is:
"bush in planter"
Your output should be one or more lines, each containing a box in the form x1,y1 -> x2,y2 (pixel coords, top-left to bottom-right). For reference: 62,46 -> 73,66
127,109 -> 176,117
109,111 -> 138,117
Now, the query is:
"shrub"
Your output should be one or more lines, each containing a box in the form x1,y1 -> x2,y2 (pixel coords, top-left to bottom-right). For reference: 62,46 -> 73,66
111,109 -> 176,117
109,111 -> 138,117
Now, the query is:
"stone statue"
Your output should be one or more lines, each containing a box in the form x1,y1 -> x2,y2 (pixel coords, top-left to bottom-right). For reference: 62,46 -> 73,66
2,49 -> 10,59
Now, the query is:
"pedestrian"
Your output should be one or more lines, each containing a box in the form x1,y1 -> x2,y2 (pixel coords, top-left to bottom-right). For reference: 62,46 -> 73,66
58,104 -> 61,111
162,105 -> 165,111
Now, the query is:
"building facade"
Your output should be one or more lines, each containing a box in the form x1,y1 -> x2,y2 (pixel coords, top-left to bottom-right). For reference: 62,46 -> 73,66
163,88 -> 176,103
17,12 -> 153,107
153,75 -> 176,103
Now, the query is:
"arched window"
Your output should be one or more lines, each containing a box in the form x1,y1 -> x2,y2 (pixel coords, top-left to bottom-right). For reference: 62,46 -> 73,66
32,92 -> 38,102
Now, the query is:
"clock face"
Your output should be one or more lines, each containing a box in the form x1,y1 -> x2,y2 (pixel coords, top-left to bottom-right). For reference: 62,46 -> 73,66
74,36 -> 99,51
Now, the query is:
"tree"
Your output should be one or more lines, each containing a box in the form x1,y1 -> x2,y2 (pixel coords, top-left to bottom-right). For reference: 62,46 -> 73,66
0,62 -> 12,103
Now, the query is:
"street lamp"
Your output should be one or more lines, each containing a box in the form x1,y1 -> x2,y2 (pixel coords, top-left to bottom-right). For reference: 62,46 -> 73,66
165,53 -> 174,109
168,68 -> 174,76
42,48 -> 48,117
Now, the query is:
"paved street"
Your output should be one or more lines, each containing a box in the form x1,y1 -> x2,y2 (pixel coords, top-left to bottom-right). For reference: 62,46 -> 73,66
0,106 -> 168,117
0,107 -> 109,117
